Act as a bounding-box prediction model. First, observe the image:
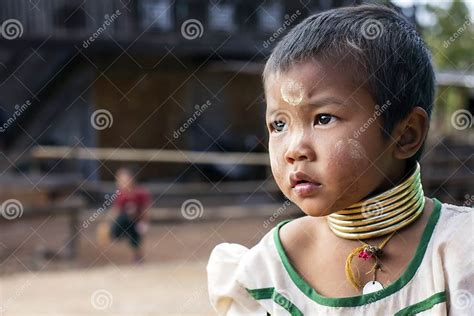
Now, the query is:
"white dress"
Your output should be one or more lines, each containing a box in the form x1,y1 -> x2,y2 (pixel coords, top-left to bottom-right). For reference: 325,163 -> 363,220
206,198 -> 474,315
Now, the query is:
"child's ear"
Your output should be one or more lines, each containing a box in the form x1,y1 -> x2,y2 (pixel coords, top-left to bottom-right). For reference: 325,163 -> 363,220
392,107 -> 430,160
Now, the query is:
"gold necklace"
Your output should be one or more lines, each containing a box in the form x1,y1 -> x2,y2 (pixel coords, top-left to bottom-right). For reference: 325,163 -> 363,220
327,162 -> 425,294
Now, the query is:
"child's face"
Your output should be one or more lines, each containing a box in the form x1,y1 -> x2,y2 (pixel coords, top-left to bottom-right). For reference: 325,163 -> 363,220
116,169 -> 135,191
265,60 -> 399,217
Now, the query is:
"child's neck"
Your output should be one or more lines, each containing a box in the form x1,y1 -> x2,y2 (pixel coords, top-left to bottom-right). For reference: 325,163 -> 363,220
367,161 -> 412,199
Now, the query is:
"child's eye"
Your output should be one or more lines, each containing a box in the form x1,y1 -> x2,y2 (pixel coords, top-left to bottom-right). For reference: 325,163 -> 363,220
270,120 -> 287,132
315,114 -> 337,125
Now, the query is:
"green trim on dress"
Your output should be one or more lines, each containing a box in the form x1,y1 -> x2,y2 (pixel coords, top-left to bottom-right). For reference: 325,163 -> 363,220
272,198 -> 443,307
246,287 -> 303,316
394,291 -> 447,315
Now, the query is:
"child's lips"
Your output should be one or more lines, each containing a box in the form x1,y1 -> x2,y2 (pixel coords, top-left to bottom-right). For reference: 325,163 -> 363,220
292,182 -> 322,196
289,171 -> 321,188
289,171 -> 322,196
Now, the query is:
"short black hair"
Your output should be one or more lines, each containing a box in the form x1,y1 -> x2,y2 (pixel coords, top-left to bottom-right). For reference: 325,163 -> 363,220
263,4 -> 435,164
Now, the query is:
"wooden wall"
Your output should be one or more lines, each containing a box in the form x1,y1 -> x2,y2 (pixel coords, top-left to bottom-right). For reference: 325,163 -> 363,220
92,56 -> 266,182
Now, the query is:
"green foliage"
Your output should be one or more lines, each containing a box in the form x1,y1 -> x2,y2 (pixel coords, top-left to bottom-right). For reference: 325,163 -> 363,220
422,0 -> 473,70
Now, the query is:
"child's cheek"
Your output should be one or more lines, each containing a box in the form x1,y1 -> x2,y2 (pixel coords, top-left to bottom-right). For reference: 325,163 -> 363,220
269,142 -> 288,193
326,138 -> 371,201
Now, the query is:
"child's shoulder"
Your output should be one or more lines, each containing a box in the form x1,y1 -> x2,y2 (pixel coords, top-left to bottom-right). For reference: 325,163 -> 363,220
279,215 -> 319,251
207,220 -> 291,292
431,200 -> 473,292
208,219 -> 286,264
439,200 -> 472,214
437,200 -> 472,227
208,217 -> 310,265
433,200 -> 473,246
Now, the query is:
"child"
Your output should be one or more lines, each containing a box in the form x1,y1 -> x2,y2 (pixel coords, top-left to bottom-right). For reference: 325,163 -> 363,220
110,167 -> 151,264
207,5 -> 473,315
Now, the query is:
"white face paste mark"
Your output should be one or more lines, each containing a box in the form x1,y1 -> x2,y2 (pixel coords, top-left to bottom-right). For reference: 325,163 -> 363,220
269,149 -> 277,168
280,79 -> 304,106
347,138 -> 367,160
334,138 -> 367,160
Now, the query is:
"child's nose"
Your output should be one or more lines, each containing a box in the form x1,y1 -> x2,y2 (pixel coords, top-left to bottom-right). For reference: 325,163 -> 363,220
284,135 -> 316,164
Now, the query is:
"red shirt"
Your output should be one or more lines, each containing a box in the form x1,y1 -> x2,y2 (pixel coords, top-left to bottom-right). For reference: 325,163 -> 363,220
113,187 -> 151,219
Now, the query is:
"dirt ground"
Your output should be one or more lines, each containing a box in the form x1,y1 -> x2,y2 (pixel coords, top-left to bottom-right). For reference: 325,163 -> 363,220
0,210 -> 295,315
1,261 -> 211,315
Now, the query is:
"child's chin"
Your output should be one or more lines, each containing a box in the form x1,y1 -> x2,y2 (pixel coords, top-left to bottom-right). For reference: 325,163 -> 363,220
298,200 -> 334,217
305,210 -> 332,218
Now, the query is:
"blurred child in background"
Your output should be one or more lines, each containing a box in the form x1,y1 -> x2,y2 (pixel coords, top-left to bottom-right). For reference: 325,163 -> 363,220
110,167 -> 151,264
